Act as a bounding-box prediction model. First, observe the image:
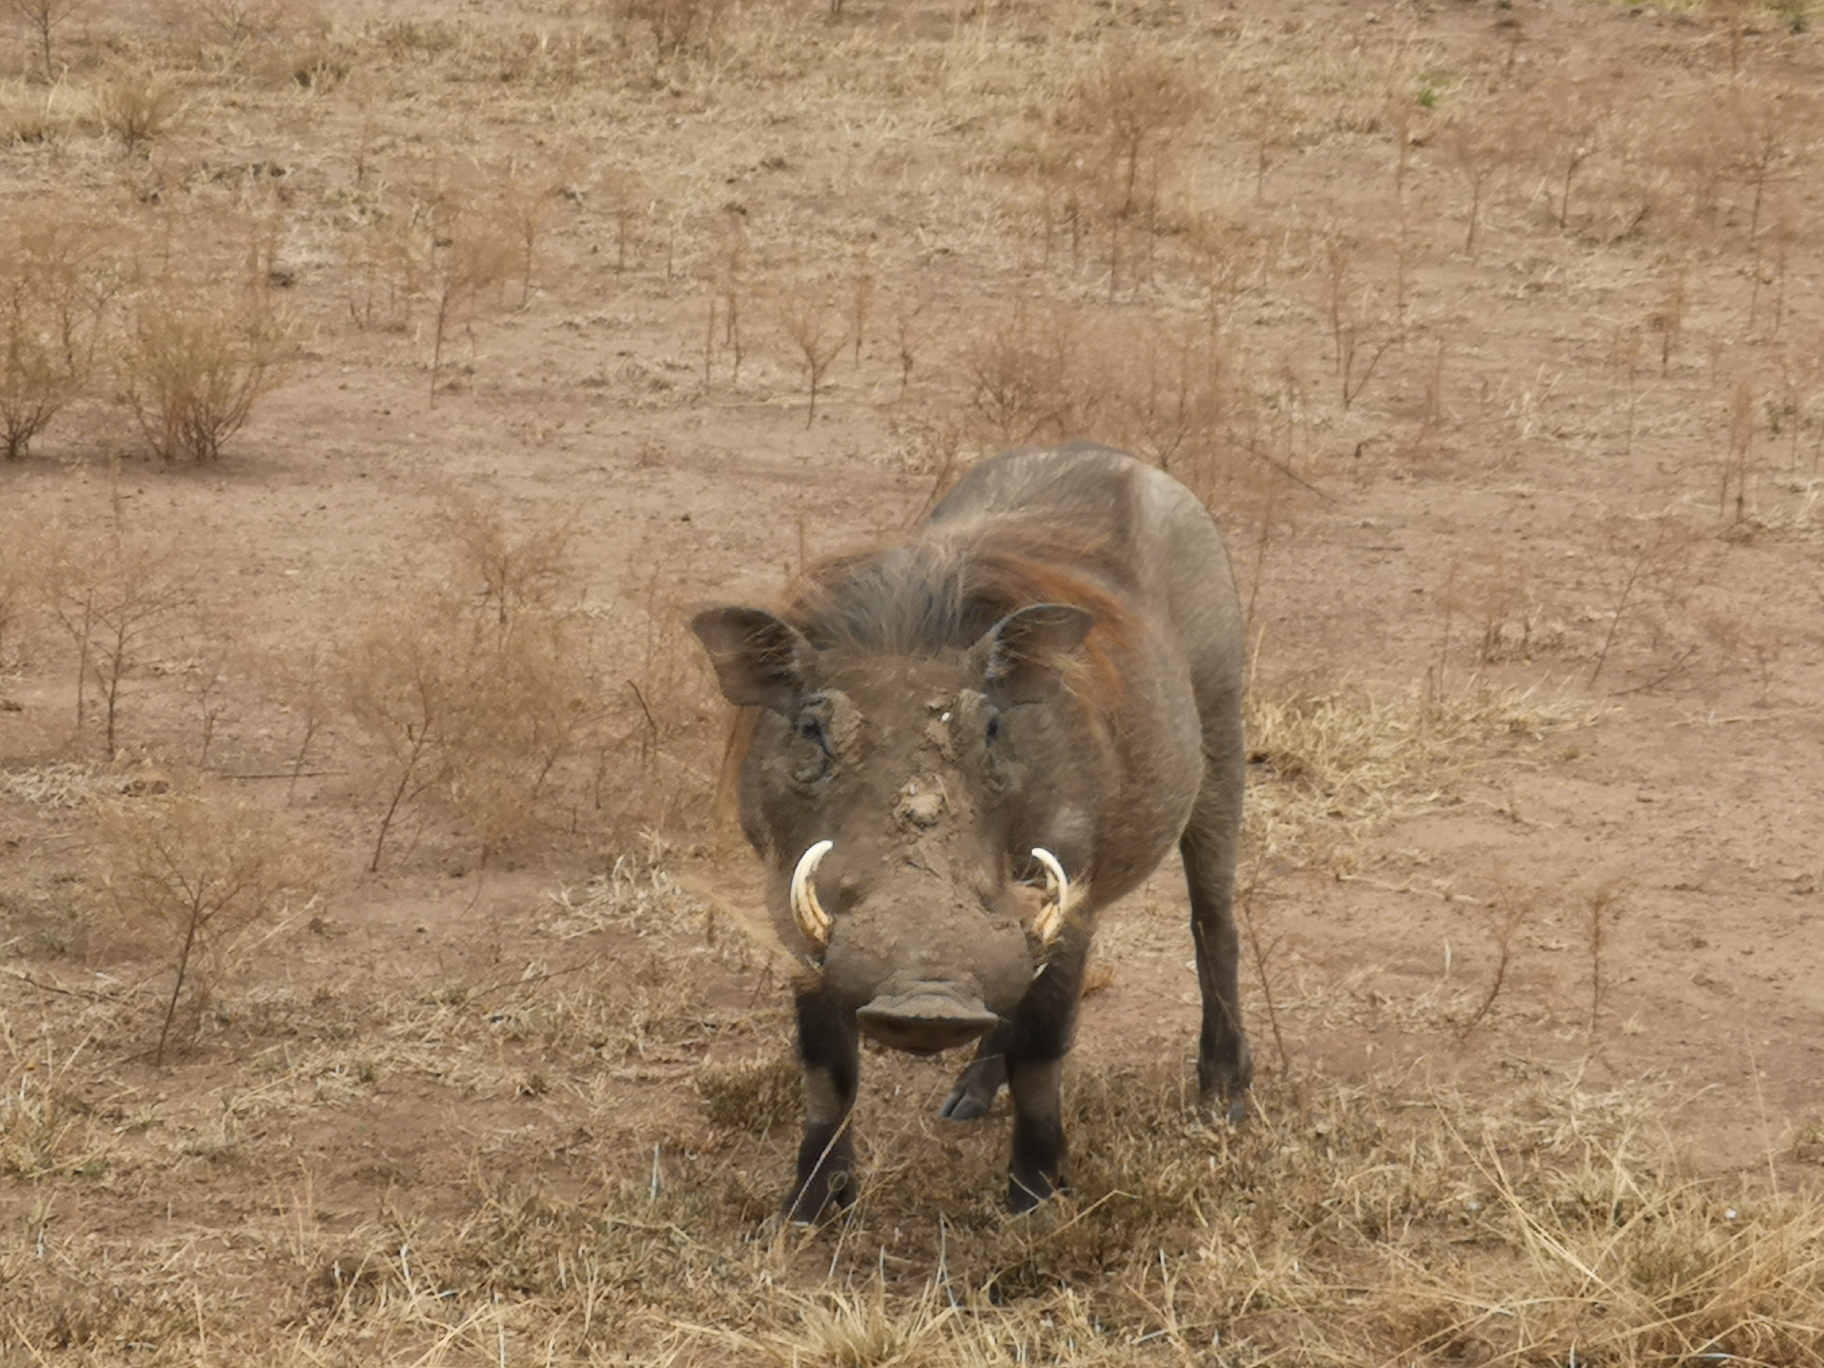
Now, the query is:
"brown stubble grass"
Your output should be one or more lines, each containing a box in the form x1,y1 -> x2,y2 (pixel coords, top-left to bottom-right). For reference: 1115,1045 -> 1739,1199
8,988 -> 1821,1367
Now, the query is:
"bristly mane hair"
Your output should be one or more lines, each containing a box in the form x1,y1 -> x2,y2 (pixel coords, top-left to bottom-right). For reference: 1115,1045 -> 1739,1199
796,521 -> 1126,648
791,521 -> 1133,687
715,522 -> 1137,817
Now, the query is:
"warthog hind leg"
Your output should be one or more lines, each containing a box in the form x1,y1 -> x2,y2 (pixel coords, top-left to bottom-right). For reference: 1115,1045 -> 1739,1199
939,1025 -> 1011,1121
1182,722 -> 1251,1123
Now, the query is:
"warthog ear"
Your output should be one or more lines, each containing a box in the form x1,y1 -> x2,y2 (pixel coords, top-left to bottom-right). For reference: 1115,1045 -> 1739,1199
691,607 -> 814,713
976,603 -> 1096,705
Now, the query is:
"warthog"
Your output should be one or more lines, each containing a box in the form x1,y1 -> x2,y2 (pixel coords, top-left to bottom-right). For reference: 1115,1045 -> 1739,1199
692,442 -> 1249,1217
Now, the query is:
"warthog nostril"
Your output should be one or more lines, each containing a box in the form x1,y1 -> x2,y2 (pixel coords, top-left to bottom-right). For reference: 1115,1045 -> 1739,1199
857,984 -> 999,1055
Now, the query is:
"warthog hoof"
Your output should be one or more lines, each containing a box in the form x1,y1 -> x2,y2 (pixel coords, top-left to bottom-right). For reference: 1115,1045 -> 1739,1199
1007,1167 -> 1067,1215
1197,1086 -> 1250,1127
939,1055 -> 1008,1121
784,1165 -> 853,1225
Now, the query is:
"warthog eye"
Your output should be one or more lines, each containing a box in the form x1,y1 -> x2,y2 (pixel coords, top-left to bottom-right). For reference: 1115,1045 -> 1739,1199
790,708 -> 832,785
984,711 -> 1002,744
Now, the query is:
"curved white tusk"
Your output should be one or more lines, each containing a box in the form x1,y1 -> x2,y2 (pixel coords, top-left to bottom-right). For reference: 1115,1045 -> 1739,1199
790,840 -> 835,950
1030,846 -> 1070,947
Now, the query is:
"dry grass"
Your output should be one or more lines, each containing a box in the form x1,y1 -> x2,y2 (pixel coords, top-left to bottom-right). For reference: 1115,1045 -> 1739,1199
1244,679 -> 1601,873
2,1049 -> 1817,1366
89,71 -> 185,152
0,760 -> 171,807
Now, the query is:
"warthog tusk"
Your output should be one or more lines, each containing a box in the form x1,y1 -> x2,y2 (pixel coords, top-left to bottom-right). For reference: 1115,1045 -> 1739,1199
1030,847 -> 1070,947
791,840 -> 835,950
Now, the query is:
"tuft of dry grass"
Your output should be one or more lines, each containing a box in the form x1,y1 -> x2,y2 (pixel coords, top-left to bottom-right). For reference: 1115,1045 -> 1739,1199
0,1062 -> 111,1181
697,1049 -> 800,1132
1245,679 -> 1600,872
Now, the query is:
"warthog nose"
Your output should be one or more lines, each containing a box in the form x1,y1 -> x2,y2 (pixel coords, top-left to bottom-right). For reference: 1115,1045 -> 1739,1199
856,983 -> 999,1055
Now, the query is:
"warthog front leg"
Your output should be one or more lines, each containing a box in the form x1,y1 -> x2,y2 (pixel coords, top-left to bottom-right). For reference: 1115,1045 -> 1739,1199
786,989 -> 859,1223
1007,1056 -> 1066,1212
1003,925 -> 1088,1213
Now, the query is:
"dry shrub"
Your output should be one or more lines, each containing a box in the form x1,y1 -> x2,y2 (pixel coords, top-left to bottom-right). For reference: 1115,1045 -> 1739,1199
1442,104 -> 1517,255
1046,46 -> 1209,294
421,189 -> 518,398
176,0 -> 325,51
95,790 -> 320,1064
499,158 -> 572,307
0,206 -> 113,461
42,518 -> 195,758
950,305 -> 1251,509
956,303 -> 1087,450
337,500 -> 595,870
1459,553 -> 1569,665
90,73 -> 185,153
346,172 -> 526,394
1586,511 -> 1700,690
1317,227 -> 1399,409
340,204 -> 420,333
772,277 -> 851,427
1,0 -> 85,83
0,511 -> 32,665
120,275 -> 291,464
593,533 -> 715,840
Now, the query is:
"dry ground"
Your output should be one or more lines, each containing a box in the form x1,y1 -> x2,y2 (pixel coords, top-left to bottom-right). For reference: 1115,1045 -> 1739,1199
2,0 -> 1823,1362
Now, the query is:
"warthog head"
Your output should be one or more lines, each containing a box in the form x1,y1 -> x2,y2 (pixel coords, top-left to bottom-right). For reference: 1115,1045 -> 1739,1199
694,593 -> 1106,1054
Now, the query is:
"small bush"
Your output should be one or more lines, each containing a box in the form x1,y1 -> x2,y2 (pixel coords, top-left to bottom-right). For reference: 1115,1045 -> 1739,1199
0,511 -> 34,663
120,282 -> 291,464
90,74 -> 185,153
95,790 -> 320,1064
42,520 -> 195,758
419,187 -> 517,398
615,0 -> 728,57
1,0 -> 86,83
336,501 -> 596,869
0,209 -> 111,462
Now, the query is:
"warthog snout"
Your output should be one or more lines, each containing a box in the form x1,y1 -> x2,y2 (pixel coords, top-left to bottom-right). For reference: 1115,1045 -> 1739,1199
856,981 -> 1001,1054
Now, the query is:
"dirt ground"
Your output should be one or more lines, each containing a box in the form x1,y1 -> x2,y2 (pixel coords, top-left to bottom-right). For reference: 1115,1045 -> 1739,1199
2,0 -> 1823,1361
